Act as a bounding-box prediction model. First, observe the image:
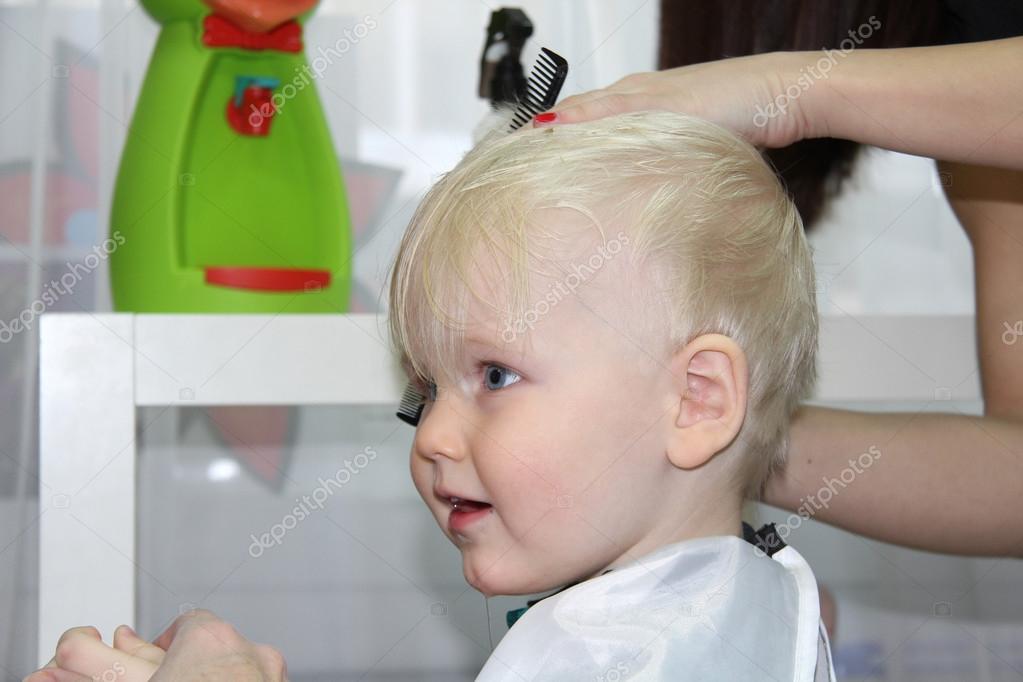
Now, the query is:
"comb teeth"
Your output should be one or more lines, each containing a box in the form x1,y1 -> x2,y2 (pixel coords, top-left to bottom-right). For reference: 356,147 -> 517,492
396,381 -> 425,426
509,47 -> 568,132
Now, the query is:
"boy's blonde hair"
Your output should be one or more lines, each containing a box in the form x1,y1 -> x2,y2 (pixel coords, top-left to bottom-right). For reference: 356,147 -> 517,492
388,110 -> 817,498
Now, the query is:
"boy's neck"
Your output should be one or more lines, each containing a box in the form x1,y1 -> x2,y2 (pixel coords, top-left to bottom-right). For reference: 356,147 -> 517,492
580,486 -> 744,582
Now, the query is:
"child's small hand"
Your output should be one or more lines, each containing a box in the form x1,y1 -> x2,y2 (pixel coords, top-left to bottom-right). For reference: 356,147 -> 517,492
113,624 -> 167,666
26,610 -> 287,681
24,624 -> 160,682
146,609 -> 288,681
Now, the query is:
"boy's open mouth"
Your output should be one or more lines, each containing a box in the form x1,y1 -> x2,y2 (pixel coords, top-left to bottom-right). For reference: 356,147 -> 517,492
448,496 -> 492,513
438,490 -> 494,535
448,499 -> 493,536
435,486 -> 491,511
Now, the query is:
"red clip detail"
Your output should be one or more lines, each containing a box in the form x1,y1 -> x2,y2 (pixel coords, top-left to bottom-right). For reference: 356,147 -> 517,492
226,85 -> 276,136
205,266 -> 332,292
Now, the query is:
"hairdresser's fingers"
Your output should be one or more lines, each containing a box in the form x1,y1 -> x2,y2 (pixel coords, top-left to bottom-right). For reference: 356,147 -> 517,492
536,55 -> 811,148
113,624 -> 166,665
52,629 -> 158,681
537,89 -> 658,127
536,71 -> 668,125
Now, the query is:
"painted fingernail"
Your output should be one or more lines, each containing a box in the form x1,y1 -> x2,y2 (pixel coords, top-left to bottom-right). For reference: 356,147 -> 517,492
534,112 -> 558,124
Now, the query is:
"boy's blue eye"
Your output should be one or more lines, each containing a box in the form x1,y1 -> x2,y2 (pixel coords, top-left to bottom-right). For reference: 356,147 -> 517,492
482,363 -> 521,391
416,363 -> 519,403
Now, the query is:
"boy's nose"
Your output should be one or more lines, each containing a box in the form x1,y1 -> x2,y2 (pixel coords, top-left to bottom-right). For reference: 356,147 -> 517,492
413,397 -> 469,463
203,0 -> 317,33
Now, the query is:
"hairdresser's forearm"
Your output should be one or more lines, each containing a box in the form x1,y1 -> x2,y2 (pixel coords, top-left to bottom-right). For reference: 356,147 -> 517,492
802,37 -> 1023,169
764,405 -> 1023,557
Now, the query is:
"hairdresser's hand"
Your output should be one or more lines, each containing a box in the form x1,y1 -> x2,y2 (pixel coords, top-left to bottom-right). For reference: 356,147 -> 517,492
538,38 -> 1023,169
25,610 -> 288,682
535,51 -> 814,148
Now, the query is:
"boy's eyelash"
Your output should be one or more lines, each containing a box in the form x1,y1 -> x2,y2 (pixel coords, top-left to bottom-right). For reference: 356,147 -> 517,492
414,361 -> 519,402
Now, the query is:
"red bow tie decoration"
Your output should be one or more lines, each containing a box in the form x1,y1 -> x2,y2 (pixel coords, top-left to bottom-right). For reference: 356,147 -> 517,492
202,14 -> 303,53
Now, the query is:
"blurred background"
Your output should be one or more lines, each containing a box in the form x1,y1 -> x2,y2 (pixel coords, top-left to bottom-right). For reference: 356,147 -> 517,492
0,0 -> 1018,680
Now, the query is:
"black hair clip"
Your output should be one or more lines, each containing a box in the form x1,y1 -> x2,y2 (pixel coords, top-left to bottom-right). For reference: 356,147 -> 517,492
396,382 -> 426,427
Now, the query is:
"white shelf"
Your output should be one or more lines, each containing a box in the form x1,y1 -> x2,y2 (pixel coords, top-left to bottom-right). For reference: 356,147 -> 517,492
0,243 -> 105,264
36,312 -> 980,664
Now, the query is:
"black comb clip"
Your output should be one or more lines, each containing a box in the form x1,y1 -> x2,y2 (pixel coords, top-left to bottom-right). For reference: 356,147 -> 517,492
479,8 -> 533,106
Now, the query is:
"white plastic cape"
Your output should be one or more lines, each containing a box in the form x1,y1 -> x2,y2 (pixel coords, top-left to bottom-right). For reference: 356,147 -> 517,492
476,535 -> 836,681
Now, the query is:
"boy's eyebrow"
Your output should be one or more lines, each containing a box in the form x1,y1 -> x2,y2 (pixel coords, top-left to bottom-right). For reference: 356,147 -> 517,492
465,333 -> 498,346
463,333 -> 534,362
465,332 -> 521,349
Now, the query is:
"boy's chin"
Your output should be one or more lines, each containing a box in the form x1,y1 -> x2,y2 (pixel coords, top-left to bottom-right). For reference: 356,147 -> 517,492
460,553 -> 565,598
466,575 -> 550,598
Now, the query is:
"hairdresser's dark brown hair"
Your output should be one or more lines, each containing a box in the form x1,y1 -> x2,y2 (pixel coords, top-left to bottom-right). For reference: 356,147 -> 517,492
659,1 -> 945,229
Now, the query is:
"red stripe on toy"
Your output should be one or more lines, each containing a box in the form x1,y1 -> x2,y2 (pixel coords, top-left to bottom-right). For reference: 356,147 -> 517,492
205,266 -> 331,292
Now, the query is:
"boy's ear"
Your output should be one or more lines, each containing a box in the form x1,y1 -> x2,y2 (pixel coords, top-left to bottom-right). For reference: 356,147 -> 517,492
665,333 -> 748,470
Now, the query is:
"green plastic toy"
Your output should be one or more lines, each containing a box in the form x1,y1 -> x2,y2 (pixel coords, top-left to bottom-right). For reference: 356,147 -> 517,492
110,0 -> 352,312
